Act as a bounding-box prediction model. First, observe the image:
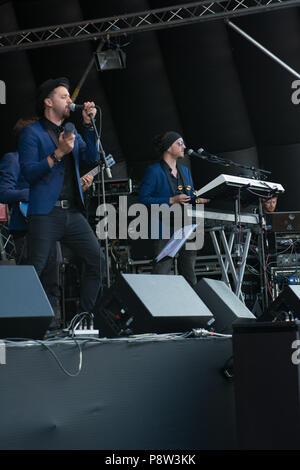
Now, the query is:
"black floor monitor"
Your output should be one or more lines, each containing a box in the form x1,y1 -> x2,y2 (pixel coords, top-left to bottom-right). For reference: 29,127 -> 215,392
0,266 -> 54,339
194,277 -> 256,332
95,273 -> 214,336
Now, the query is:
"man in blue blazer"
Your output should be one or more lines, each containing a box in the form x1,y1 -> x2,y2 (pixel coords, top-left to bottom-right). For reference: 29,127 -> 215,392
18,77 -> 102,316
139,131 -> 208,286
0,150 -> 29,237
0,143 -> 63,329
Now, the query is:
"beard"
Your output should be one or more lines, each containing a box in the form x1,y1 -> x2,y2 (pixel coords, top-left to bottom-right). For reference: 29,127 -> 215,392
62,106 -> 71,118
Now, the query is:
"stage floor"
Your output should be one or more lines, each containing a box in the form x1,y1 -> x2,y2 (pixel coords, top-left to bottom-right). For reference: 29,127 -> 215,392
0,334 -> 236,450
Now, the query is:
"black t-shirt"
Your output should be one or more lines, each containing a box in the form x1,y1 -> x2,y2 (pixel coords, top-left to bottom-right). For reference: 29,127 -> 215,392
160,160 -> 185,196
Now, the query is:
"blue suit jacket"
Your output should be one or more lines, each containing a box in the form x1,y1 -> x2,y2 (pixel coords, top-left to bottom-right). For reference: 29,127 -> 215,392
18,121 -> 99,215
0,151 -> 29,231
139,161 -> 195,207
139,161 -> 196,239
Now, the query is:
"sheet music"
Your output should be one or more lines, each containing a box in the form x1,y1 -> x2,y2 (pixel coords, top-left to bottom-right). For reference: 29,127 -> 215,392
156,224 -> 198,262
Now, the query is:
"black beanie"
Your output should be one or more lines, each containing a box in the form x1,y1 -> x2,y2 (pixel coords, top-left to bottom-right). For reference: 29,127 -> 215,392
154,131 -> 182,154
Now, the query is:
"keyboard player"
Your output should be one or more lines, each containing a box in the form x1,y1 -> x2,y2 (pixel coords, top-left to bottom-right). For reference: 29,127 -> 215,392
139,131 -> 209,286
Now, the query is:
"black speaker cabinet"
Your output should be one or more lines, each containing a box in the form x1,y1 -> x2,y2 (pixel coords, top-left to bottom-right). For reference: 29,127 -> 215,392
233,321 -> 300,450
0,266 -> 54,339
194,277 -> 256,333
95,273 -> 214,336
264,285 -> 300,321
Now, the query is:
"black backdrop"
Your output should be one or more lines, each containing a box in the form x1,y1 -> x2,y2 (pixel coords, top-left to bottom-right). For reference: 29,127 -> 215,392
1,0 -> 300,209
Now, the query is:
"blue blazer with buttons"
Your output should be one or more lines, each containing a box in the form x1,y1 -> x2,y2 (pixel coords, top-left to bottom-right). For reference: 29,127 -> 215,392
0,151 -> 29,231
139,161 -> 195,207
139,161 -> 196,239
18,120 -> 99,215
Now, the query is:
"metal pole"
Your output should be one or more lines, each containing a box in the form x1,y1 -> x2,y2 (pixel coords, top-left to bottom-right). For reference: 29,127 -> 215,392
226,20 -> 300,80
71,39 -> 105,102
100,166 -> 111,288
258,197 -> 269,312
235,229 -> 252,301
0,230 -> 7,260
70,38 -> 111,288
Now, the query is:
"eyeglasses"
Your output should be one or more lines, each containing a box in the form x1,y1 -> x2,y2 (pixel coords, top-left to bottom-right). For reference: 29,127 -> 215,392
178,139 -> 184,146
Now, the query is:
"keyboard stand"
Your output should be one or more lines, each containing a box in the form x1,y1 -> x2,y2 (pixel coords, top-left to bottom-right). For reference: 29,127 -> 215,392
0,232 -> 7,261
208,225 -> 252,303
194,173 -> 284,309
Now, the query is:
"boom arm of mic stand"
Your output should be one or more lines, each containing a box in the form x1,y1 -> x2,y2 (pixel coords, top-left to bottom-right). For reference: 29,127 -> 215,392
88,113 -> 112,177
196,151 -> 272,179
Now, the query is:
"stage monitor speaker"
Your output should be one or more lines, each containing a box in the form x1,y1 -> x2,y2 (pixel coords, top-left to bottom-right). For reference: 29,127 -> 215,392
193,278 -> 256,333
0,266 -> 54,339
262,284 -> 300,321
95,274 -> 214,336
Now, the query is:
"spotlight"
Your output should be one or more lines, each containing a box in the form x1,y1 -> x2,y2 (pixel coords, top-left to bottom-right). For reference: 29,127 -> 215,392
95,48 -> 126,71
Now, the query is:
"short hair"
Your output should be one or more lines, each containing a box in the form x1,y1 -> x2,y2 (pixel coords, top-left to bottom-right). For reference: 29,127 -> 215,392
13,117 -> 38,138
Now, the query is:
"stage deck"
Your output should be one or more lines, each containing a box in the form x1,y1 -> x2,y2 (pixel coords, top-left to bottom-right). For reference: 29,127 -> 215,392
0,334 -> 236,450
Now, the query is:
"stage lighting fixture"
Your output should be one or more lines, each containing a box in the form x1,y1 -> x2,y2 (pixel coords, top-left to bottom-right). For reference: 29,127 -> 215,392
95,48 -> 126,71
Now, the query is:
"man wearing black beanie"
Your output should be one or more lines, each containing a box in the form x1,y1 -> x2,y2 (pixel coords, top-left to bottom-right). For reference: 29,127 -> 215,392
139,131 -> 209,286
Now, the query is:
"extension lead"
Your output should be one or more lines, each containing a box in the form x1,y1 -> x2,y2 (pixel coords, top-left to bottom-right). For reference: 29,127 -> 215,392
68,313 -> 99,337
70,320 -> 98,337
71,329 -> 99,337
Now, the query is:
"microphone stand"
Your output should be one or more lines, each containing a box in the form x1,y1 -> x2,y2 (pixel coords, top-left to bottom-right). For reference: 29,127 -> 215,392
88,111 -> 112,288
257,197 -> 269,312
193,148 -> 272,311
194,150 -> 271,180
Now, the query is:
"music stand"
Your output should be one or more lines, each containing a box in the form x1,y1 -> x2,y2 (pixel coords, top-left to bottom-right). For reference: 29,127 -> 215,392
155,224 -> 198,263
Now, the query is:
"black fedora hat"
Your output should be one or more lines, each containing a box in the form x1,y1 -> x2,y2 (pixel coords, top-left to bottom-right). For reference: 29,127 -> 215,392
36,77 -> 70,116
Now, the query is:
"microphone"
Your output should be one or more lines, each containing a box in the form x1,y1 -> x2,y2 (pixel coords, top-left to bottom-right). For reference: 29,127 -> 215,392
186,148 -> 211,159
186,148 -> 219,162
186,149 -> 200,158
197,148 -> 215,157
69,103 -> 84,111
63,122 -> 75,138
69,103 -> 96,112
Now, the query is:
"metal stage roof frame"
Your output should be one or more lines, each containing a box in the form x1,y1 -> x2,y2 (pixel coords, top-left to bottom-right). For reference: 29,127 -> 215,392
0,0 -> 300,53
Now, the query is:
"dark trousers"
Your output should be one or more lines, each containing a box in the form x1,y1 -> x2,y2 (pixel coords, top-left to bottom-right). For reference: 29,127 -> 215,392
28,206 -> 102,313
152,239 -> 197,286
12,231 -> 62,326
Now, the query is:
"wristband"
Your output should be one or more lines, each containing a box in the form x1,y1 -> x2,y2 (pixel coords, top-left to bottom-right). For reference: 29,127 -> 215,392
50,151 -> 62,164
82,121 -> 94,130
